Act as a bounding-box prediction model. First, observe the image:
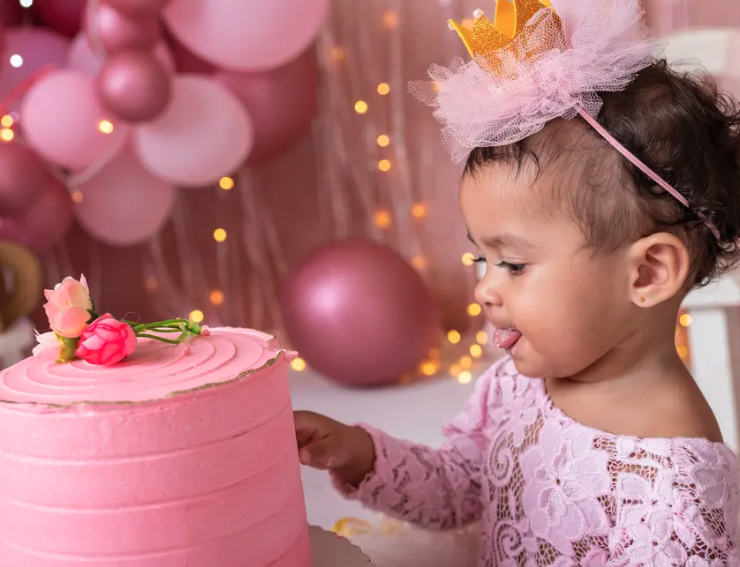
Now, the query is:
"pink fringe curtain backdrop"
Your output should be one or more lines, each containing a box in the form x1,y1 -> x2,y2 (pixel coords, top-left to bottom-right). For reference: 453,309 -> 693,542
37,0 -> 740,338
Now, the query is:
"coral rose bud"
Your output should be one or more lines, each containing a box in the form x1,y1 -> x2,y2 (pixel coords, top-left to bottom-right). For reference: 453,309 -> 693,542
43,275 -> 94,338
76,314 -> 137,365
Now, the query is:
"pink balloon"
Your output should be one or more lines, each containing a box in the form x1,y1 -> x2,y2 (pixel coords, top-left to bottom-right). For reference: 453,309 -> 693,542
75,147 -> 176,246
133,76 -> 253,186
104,0 -> 173,16
165,31 -> 215,74
67,32 -> 175,75
87,3 -> 160,53
21,70 -> 127,171
0,143 -> 72,249
98,51 -> 171,122
0,28 -> 71,103
216,48 -> 319,163
0,2 -> 24,28
163,0 -> 329,70
281,240 -> 441,387
0,18 -> 5,58
32,0 -> 87,38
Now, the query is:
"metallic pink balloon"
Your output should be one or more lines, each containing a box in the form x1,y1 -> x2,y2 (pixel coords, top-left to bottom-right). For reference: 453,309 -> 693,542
281,239 -> 441,387
104,0 -> 173,16
216,47 -> 319,164
97,51 -> 171,122
87,3 -> 160,53
0,143 -> 72,249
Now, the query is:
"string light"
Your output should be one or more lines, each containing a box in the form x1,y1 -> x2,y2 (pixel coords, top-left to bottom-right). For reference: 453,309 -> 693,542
457,371 -> 472,384
377,134 -> 390,147
0,129 -> 13,142
377,83 -> 390,95
373,209 -> 392,229
213,228 -> 227,242
354,100 -> 369,114
470,344 -> 483,358
382,11 -> 399,28
71,191 -> 84,204
411,203 -> 426,218
476,331 -> 488,344
219,176 -> 234,190
450,364 -> 462,376
144,277 -> 158,291
1,115 -> 13,128
189,309 -> 204,323
467,303 -> 482,316
420,360 -> 439,376
461,252 -> 475,266
447,330 -> 461,344
330,46 -> 345,62
98,120 -> 114,134
428,348 -> 440,359
291,357 -> 307,371
460,356 -> 472,369
20,0 -> 33,7
378,159 -> 392,172
410,255 -> 427,269
9,54 -> 22,68
209,290 -> 225,305
679,313 -> 692,327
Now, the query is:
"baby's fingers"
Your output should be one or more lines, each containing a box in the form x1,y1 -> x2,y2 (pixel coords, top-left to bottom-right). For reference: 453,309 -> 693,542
298,437 -> 346,470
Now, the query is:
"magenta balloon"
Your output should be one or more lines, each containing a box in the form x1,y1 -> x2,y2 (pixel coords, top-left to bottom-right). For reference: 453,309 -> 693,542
216,48 -> 318,163
0,2 -> 24,28
104,0 -> 173,16
0,28 -> 71,102
87,3 -> 160,53
163,0 -> 329,71
0,143 -> 72,249
32,0 -> 86,38
98,51 -> 171,122
67,32 -> 175,75
281,240 -> 441,387
75,147 -> 176,246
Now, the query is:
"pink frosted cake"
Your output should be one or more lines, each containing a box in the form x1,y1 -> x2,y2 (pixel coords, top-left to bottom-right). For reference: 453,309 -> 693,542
0,326 -> 311,566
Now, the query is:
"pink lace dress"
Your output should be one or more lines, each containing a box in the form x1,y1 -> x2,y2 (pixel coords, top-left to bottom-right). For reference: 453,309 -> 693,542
334,357 -> 740,567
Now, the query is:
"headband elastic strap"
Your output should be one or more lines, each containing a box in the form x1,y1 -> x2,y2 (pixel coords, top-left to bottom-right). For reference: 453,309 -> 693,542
574,105 -> 720,240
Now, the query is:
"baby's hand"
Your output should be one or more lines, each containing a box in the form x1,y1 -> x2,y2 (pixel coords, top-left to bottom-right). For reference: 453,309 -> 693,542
294,410 -> 375,487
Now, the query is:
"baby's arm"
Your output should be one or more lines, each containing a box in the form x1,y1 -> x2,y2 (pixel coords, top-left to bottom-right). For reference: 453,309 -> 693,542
331,363 -> 501,531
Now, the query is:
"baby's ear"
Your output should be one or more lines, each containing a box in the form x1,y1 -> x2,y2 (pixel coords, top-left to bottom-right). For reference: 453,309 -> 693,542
626,232 -> 691,307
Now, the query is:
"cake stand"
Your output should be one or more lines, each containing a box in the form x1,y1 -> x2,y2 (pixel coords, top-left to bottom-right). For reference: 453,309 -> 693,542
310,525 -> 375,566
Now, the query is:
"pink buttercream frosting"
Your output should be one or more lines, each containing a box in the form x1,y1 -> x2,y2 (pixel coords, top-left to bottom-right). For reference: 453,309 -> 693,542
0,327 -> 311,567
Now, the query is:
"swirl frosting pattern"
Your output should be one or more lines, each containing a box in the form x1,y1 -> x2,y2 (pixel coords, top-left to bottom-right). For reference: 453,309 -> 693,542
0,327 -> 312,567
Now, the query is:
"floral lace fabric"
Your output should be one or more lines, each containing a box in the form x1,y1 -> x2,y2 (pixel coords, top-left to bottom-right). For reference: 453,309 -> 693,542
334,358 -> 740,566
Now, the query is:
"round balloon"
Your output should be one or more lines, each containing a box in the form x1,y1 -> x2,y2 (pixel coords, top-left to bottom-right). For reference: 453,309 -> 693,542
75,147 -> 176,246
281,239 -> 441,387
67,32 -> 175,75
32,0 -> 87,38
163,0 -> 329,70
0,28 -> 71,103
21,70 -> 126,171
104,0 -> 172,16
216,47 -> 319,163
0,143 -> 52,214
165,30 -> 215,74
87,3 -> 160,53
133,75 -> 253,186
97,51 -> 171,122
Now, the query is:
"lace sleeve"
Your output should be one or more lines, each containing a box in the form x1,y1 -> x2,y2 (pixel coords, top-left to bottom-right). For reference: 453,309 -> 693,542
606,440 -> 740,567
331,361 -> 505,531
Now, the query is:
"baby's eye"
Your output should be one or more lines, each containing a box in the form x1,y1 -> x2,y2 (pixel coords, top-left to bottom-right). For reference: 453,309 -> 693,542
496,261 -> 526,275
472,256 -> 486,264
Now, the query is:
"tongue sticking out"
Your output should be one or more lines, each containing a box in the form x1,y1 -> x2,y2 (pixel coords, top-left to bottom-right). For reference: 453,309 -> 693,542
493,328 -> 522,350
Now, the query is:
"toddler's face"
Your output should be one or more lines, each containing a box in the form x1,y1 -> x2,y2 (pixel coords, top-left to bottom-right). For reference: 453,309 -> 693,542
460,162 -> 638,379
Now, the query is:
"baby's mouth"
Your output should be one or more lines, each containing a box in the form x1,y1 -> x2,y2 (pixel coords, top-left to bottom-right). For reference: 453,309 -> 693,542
493,327 -> 522,351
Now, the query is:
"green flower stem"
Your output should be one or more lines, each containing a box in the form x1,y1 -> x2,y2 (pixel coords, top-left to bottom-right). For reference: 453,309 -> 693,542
122,318 -> 203,346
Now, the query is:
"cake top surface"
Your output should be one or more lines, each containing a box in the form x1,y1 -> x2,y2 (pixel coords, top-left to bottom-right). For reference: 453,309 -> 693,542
0,327 -> 287,406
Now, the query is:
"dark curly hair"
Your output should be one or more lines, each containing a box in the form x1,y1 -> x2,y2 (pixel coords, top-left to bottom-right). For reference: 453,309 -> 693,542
464,60 -> 740,288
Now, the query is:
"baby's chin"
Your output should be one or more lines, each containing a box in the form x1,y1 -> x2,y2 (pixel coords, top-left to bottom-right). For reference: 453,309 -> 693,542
507,340 -> 573,380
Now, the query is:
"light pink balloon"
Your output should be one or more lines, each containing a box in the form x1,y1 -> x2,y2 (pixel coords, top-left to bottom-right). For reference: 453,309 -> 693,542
20,70 -> 126,171
104,0 -> 173,17
216,48 -> 318,163
75,147 -> 176,246
98,51 -> 171,122
163,0 -> 329,70
133,76 -> 253,186
0,28 -> 71,102
87,2 -> 160,53
66,32 -> 175,75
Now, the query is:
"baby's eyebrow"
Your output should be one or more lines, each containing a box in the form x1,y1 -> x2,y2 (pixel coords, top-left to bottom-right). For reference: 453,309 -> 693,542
467,232 -> 537,251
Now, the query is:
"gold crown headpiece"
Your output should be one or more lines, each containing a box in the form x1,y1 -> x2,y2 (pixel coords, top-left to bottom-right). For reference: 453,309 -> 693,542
448,0 -> 561,74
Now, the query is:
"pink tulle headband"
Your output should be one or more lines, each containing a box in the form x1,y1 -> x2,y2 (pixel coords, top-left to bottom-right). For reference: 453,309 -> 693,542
409,0 -> 720,239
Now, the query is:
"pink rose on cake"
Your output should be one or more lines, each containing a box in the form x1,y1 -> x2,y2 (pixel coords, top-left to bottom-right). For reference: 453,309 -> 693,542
44,275 -> 94,338
76,314 -> 137,365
